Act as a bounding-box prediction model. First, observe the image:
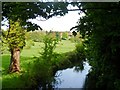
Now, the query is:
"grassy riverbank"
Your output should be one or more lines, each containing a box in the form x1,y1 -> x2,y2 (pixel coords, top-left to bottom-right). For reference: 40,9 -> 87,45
2,40 -> 77,88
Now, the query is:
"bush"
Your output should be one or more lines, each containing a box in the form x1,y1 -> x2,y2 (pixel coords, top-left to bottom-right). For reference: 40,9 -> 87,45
23,35 -> 86,89
24,34 -> 58,89
41,35 -> 58,62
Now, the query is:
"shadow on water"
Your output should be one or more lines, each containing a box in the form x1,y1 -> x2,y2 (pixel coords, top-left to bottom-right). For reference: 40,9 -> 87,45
38,62 -> 91,90
54,62 -> 91,89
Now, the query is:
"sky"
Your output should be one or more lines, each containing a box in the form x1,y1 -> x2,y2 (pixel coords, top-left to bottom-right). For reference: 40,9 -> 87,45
1,6 -> 85,32
29,10 -> 81,32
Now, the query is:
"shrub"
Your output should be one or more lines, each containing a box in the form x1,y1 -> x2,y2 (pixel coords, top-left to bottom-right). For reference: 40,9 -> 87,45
25,34 -> 58,89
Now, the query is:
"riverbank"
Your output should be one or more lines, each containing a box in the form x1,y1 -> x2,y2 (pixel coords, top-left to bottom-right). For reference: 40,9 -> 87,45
2,40 -> 86,89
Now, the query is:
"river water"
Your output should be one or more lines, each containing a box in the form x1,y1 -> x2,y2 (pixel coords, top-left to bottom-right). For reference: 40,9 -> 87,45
54,62 -> 91,89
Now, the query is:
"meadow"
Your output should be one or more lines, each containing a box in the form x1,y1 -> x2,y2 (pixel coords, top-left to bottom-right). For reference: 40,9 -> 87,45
1,40 -> 76,88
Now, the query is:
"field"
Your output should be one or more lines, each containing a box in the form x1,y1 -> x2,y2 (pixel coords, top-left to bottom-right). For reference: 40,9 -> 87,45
21,40 -> 76,57
1,40 -> 76,88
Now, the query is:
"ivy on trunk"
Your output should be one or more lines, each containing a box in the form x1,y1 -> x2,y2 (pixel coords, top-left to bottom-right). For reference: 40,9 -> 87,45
6,19 -> 26,73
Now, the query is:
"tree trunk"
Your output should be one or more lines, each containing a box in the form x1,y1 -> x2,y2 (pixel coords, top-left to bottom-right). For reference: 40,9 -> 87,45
9,48 -> 20,73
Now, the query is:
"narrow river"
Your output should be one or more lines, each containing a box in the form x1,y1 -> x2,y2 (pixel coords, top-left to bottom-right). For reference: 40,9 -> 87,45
54,62 -> 91,89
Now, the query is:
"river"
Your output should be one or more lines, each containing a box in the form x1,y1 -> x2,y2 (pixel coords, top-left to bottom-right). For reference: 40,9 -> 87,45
53,62 -> 91,89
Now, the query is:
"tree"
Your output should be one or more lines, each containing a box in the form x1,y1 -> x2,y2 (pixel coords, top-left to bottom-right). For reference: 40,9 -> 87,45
2,2 -> 86,31
2,2 -> 70,73
5,19 -> 25,72
73,2 -> 120,89
2,2 -> 85,73
2,2 -> 70,31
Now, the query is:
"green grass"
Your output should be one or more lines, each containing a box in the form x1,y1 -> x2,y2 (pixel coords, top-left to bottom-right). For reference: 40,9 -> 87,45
21,42 -> 44,57
1,55 -> 10,73
55,40 -> 75,53
1,40 -> 76,88
2,55 -> 35,88
21,40 -> 75,57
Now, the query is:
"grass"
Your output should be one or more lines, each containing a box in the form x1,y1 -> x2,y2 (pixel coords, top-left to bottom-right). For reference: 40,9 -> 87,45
1,40 -> 76,88
55,40 -> 75,53
2,55 -> 35,88
21,42 -> 44,57
21,40 -> 75,57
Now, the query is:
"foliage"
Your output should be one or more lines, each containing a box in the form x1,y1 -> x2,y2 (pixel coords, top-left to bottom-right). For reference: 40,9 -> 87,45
41,34 -> 58,62
76,2 -> 120,89
1,19 -> 26,73
0,42 -> 9,54
24,33 -> 86,89
72,31 -> 77,37
3,2 -> 117,88
75,41 -> 85,56
2,2 -> 70,31
2,2 -> 88,31
27,31 -> 46,42
2,39 -> 87,89
69,32 -> 82,43
3,20 -> 26,51
1,31 -> 9,54
25,34 -> 58,89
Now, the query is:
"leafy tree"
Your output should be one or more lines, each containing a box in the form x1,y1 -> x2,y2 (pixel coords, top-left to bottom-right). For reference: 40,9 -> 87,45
73,2 -> 120,89
2,2 -> 84,73
3,19 -> 25,72
2,2 -> 86,31
3,2 -> 120,88
2,2 -> 69,73
2,2 -> 71,31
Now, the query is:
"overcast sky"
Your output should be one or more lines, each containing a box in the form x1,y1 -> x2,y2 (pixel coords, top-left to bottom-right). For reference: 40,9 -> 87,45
1,6 -> 85,32
29,10 -> 81,31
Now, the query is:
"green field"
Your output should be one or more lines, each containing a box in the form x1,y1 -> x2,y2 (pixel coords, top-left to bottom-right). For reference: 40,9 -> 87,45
2,40 -> 75,70
21,40 -> 75,57
1,40 -> 76,88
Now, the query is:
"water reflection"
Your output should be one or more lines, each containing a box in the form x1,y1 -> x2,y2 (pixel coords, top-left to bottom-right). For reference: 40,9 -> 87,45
54,62 -> 91,88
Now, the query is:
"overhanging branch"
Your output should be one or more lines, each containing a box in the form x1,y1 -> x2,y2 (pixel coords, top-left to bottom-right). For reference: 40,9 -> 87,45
47,8 -> 87,19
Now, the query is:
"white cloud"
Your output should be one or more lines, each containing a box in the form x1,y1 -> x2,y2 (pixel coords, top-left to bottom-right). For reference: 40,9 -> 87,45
2,7 -> 85,32
30,10 -> 82,31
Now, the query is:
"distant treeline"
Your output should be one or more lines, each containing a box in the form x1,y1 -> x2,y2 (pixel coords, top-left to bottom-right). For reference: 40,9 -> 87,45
26,30 -> 75,42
